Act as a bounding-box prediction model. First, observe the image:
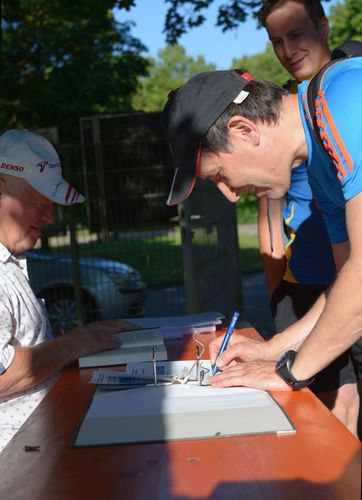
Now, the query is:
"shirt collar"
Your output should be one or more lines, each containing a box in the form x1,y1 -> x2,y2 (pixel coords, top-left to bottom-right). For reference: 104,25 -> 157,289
0,241 -> 27,270
0,241 -> 12,263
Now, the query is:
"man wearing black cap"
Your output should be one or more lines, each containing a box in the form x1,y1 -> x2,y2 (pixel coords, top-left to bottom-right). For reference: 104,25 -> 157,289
161,57 -> 362,436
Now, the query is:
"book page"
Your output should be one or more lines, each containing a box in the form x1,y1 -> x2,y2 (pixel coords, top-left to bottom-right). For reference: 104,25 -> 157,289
116,328 -> 163,347
78,328 -> 167,368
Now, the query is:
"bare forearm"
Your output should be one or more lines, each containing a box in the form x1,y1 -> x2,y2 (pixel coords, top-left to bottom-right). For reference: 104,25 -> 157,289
292,257 -> 362,380
268,292 -> 327,357
0,319 -> 136,397
0,337 -> 72,396
258,197 -> 286,296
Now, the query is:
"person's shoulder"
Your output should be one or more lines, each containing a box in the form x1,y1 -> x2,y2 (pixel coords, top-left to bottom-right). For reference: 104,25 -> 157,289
283,79 -> 297,92
323,56 -> 362,88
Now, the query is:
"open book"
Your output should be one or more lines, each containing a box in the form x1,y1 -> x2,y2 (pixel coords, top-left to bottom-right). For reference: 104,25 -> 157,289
78,328 -> 168,368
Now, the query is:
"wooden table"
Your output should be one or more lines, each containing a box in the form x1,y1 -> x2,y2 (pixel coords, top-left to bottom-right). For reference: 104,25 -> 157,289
0,329 -> 360,500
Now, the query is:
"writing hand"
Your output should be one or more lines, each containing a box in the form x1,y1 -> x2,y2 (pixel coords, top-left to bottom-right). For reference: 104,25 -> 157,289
209,333 -> 270,370
209,360 -> 292,392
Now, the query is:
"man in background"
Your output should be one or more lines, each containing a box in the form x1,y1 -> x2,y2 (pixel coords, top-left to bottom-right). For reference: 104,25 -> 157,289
0,129 -> 136,453
258,0 -> 334,325
256,0 -> 359,432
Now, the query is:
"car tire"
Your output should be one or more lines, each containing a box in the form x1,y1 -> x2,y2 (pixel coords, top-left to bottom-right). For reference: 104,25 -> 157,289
42,287 -> 99,332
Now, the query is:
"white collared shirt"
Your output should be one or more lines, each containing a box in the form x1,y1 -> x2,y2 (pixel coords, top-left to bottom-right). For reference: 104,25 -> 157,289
0,242 -> 58,453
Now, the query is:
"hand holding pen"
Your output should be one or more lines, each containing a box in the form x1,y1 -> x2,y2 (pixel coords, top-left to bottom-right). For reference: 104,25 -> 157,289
211,311 -> 240,375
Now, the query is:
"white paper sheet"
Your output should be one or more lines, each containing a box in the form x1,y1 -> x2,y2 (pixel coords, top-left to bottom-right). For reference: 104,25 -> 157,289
87,384 -> 271,419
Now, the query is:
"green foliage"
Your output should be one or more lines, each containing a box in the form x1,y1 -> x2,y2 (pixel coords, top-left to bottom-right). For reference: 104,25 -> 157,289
328,0 -> 362,48
132,45 -> 216,112
132,41 -> 290,113
0,0 -> 148,140
231,42 -> 290,84
164,0 -> 255,42
236,193 -> 258,224
162,0 -> 332,44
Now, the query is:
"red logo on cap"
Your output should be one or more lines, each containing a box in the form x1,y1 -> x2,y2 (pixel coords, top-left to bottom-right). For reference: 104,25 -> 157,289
37,161 -> 48,173
240,72 -> 253,81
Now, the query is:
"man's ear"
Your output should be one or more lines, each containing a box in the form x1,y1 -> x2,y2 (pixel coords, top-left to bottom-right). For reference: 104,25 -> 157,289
0,179 -> 5,195
320,16 -> 330,39
227,115 -> 260,146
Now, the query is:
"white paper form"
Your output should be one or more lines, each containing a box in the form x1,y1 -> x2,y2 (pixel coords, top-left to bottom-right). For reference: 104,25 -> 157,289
126,360 -> 211,380
87,384 -> 272,419
90,360 -> 213,386
90,359 -> 211,385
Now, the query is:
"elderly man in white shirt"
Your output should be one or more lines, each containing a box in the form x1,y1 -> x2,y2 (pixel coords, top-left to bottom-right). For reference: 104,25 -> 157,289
0,129 -> 135,452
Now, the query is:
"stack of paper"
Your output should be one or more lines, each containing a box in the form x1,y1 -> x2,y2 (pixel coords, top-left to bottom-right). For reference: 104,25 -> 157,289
128,311 -> 225,339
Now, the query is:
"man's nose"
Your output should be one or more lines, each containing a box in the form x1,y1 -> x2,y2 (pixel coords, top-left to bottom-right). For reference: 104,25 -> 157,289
42,207 -> 55,225
283,40 -> 296,60
216,182 -> 239,203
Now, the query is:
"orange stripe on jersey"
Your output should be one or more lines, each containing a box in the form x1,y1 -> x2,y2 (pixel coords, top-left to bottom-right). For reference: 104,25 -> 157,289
316,89 -> 354,178
316,106 -> 347,178
315,105 -> 347,178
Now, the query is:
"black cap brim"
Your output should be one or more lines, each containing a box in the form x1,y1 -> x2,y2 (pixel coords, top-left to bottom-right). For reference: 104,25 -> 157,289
162,70 -> 251,206
166,142 -> 200,206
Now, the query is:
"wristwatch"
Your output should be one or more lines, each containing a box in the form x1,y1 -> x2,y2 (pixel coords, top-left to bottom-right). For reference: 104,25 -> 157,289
275,350 -> 315,390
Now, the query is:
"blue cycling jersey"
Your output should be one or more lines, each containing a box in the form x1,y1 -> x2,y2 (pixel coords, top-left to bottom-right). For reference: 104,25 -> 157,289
298,57 -> 362,245
281,76 -> 336,286
283,163 -> 335,285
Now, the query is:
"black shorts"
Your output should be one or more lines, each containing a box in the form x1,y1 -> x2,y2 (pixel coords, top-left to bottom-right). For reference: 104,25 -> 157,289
270,279 -> 362,393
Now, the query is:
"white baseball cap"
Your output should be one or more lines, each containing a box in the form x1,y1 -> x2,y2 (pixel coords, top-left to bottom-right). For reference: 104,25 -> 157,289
0,129 -> 85,205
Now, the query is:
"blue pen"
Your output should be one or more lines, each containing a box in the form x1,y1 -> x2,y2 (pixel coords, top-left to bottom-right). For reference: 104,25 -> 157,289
211,311 -> 240,375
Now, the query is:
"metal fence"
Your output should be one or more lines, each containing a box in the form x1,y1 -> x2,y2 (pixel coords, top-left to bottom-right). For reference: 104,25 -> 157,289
29,136 -> 185,333
29,112 -> 245,332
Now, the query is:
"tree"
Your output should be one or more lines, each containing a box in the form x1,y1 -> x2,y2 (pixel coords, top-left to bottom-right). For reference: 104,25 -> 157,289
328,0 -> 362,48
132,45 -> 216,112
231,43 -> 289,84
162,0 -> 332,44
0,0 -> 148,140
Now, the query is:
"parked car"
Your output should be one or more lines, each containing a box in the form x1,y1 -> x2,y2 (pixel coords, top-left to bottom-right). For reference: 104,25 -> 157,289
26,250 -> 146,331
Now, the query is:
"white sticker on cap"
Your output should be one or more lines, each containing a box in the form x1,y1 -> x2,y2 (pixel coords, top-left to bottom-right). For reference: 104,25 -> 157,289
233,90 -> 249,104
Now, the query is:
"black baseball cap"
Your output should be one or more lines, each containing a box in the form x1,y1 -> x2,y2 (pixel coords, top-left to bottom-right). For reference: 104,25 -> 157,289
161,70 -> 253,206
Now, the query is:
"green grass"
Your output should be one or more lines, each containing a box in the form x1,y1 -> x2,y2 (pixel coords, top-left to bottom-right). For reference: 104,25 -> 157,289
236,193 -> 258,224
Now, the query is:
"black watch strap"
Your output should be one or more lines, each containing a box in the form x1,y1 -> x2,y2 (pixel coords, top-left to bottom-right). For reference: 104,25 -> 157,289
275,350 -> 315,390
